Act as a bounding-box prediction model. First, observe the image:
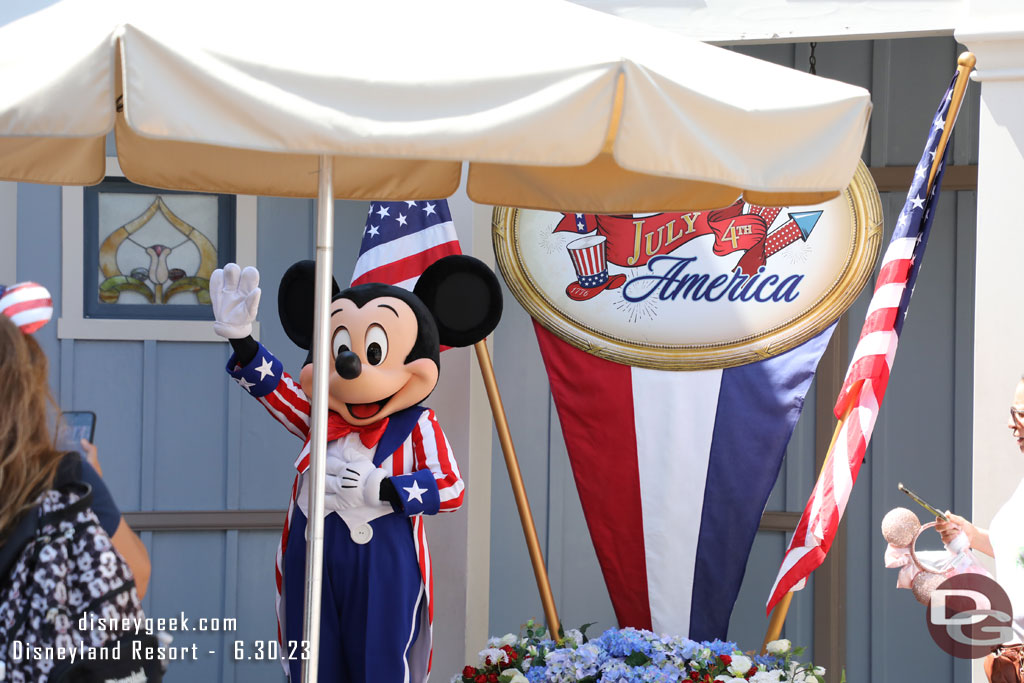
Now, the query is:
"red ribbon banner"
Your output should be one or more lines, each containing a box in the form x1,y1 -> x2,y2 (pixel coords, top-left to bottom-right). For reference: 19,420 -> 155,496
555,200 -> 771,276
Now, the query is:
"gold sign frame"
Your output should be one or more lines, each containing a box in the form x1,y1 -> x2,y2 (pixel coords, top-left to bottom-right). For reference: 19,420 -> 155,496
492,161 -> 883,370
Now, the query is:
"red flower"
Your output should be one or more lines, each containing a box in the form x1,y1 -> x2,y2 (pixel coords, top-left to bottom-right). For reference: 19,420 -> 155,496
474,675 -> 487,683
508,651 -> 518,661
463,666 -> 477,678
488,675 -> 498,683
689,672 -> 700,681
719,655 -> 732,667
747,666 -> 758,678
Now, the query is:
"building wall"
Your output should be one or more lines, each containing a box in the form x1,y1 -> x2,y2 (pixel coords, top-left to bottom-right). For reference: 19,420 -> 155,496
487,35 -> 979,682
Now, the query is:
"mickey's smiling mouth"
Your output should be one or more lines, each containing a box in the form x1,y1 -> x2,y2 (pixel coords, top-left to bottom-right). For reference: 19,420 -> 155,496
347,395 -> 393,420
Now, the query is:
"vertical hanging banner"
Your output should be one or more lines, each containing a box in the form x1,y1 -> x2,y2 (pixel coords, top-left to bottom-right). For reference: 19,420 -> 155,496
492,161 -> 882,640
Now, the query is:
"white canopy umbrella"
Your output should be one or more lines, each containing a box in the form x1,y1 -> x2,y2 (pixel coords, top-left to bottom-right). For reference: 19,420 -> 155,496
0,1 -> 871,680
0,0 -> 870,212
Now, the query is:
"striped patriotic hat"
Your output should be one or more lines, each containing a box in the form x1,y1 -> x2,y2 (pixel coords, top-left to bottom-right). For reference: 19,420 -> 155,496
564,235 -> 626,302
0,282 -> 53,334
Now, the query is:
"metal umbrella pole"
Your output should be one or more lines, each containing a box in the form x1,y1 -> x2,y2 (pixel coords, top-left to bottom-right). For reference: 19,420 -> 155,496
301,154 -> 334,683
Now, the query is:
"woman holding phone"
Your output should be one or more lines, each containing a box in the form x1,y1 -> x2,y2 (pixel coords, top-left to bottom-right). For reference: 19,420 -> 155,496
0,307 -> 150,596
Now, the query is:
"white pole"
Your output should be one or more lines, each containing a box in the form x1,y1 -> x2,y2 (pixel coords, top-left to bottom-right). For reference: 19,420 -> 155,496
301,155 -> 334,683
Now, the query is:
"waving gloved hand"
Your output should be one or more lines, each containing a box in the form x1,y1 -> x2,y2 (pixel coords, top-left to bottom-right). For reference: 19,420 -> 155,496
324,458 -> 389,511
210,264 -> 261,339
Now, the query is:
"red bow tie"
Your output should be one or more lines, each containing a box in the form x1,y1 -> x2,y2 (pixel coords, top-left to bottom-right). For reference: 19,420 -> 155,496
325,412 -> 389,449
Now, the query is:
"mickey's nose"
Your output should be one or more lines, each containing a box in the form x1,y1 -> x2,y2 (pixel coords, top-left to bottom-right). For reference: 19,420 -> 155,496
335,350 -> 362,380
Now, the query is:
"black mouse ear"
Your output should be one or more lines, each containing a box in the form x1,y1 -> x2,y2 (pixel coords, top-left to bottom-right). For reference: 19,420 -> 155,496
413,255 -> 503,348
278,260 -> 341,350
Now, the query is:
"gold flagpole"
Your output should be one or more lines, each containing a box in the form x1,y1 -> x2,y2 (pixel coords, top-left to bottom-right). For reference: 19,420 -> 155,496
760,51 -> 975,653
475,340 -> 562,639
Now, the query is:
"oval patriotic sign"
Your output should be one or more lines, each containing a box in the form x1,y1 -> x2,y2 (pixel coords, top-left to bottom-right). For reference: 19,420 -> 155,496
492,161 -> 882,370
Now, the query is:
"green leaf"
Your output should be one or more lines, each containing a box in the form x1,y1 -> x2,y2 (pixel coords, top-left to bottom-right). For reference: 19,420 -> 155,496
579,622 -> 597,643
99,276 -> 155,303
624,651 -> 651,667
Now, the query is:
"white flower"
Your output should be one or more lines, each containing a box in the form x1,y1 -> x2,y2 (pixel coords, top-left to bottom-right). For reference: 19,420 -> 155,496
564,628 -> 584,645
478,647 -> 508,666
499,669 -> 529,683
813,666 -> 826,677
497,633 -> 518,647
751,671 -> 782,683
766,639 -> 791,655
728,654 -> 752,676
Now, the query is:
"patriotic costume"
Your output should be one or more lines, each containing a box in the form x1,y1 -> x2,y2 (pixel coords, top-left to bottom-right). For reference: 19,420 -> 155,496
227,343 -> 463,682
210,225 -> 500,683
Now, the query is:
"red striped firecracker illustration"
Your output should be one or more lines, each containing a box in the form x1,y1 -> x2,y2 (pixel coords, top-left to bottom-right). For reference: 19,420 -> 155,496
751,205 -> 782,228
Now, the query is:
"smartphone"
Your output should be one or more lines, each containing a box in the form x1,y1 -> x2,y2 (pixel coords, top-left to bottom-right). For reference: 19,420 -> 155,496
57,411 -> 96,457
898,483 -> 949,522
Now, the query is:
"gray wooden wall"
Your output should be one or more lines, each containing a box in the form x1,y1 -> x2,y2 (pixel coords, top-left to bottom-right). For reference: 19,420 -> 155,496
488,36 -> 979,683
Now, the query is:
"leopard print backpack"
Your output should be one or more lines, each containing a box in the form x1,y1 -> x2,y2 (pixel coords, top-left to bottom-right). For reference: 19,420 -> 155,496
0,459 -> 163,682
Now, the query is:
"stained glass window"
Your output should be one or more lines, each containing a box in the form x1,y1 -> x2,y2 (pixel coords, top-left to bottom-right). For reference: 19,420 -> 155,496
83,178 -> 235,320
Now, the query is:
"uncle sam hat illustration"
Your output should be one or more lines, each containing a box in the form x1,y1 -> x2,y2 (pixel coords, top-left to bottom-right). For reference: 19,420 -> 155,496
0,282 -> 53,334
564,234 -> 626,302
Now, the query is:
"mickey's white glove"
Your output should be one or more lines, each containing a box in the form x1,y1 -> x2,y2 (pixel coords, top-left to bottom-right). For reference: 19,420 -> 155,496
324,458 -> 388,512
210,264 -> 260,339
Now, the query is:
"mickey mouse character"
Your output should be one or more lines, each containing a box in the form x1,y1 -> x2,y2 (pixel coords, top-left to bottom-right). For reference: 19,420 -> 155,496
210,256 -> 502,683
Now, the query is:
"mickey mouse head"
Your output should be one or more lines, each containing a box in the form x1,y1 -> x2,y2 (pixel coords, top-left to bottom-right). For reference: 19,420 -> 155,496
278,255 -> 502,426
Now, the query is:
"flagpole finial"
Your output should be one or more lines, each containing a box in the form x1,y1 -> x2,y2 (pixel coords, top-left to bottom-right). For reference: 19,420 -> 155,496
958,52 -> 977,70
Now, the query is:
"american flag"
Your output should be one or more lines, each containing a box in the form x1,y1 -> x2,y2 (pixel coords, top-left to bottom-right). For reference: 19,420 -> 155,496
0,281 -> 53,334
767,71 -> 961,614
351,199 -> 461,288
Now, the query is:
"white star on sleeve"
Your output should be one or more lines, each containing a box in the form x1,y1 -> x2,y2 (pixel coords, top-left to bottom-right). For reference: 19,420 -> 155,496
396,213 -> 408,227
405,200 -> 417,208
237,376 -> 255,392
368,224 -> 380,237
256,356 -> 275,380
403,481 -> 427,504
376,205 -> 390,220
423,202 -> 436,216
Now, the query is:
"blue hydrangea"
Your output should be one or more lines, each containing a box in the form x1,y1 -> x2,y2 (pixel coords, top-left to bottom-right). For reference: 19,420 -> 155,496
468,625 -> 811,683
525,665 -> 547,683
704,638 -> 738,656
755,653 -> 783,670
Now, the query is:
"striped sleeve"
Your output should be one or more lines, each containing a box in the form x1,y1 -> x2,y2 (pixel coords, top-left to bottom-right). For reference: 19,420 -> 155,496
226,343 -> 310,440
389,408 -> 464,516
